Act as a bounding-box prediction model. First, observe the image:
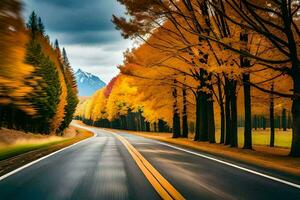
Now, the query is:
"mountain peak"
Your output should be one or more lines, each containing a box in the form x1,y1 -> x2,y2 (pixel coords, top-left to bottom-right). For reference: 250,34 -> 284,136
75,69 -> 106,96
76,69 -> 83,74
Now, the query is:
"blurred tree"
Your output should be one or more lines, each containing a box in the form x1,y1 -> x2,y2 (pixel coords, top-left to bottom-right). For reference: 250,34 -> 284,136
59,48 -> 79,132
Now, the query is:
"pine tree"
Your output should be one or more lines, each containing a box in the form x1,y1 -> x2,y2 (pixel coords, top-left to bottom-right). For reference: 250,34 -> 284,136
59,48 -> 79,132
54,39 -> 60,50
38,17 -> 45,35
25,41 -> 61,133
62,48 -> 70,66
26,11 -> 38,39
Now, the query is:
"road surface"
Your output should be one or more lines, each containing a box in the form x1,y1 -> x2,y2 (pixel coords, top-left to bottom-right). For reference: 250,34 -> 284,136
0,125 -> 299,200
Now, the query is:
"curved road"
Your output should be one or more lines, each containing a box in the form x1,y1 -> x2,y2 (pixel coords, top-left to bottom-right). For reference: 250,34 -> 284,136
0,125 -> 299,200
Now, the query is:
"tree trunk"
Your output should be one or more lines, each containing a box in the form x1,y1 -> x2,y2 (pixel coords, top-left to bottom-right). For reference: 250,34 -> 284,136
262,117 -> 266,130
243,74 -> 252,149
172,113 -> 181,138
207,96 -> 215,143
158,119 -> 167,132
230,81 -> 238,147
282,108 -> 287,131
253,115 -> 257,130
290,77 -> 300,156
287,111 -> 292,129
199,92 -> 208,141
172,82 -> 181,138
194,93 -> 201,141
270,84 -> 275,147
145,121 -> 150,132
140,113 -> 146,131
207,77 -> 215,143
240,29 -> 251,149
182,86 -> 188,138
182,115 -> 188,138
0,106 -> 2,129
224,78 -> 231,145
217,76 -> 225,144
220,106 -> 225,144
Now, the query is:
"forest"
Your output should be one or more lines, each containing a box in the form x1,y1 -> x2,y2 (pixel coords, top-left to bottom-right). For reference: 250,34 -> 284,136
76,0 -> 300,157
0,0 -> 78,135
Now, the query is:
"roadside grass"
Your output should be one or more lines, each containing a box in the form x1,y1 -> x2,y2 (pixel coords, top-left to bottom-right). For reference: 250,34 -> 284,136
0,138 -> 70,161
0,126 -> 93,161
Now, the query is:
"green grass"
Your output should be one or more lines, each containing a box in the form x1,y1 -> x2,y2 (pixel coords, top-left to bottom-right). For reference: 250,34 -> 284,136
214,128 -> 292,148
0,139 -> 71,161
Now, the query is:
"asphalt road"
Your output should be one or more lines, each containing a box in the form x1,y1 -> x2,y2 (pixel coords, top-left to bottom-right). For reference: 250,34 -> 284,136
0,126 -> 299,200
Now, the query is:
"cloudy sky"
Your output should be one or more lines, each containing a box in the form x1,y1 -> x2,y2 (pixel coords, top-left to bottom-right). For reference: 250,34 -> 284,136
23,0 -> 132,83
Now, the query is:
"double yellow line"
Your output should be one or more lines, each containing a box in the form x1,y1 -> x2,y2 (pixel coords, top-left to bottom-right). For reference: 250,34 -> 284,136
111,132 -> 185,200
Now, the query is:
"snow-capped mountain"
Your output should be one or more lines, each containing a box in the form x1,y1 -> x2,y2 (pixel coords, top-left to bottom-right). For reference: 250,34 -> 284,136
75,69 -> 106,96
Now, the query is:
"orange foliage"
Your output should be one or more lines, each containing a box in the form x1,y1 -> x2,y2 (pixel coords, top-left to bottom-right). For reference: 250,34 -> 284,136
0,2 -> 35,115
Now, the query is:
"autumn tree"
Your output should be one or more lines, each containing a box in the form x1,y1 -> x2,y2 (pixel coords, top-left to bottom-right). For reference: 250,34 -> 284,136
59,48 -> 79,132
113,1 -> 217,142
112,0 -> 300,153
0,0 -> 35,128
25,41 -> 61,133
200,0 -> 300,156
0,3 -> 76,134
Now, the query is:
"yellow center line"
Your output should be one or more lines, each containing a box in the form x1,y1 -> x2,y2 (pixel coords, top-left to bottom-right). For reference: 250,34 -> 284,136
109,131 -> 185,200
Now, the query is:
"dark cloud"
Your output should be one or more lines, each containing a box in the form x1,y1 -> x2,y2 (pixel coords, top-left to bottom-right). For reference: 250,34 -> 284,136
24,0 -> 124,41
23,0 -> 132,82
32,0 -> 92,8
52,31 -> 123,45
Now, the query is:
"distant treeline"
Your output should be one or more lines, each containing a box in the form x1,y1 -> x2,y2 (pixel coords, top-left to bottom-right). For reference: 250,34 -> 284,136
0,4 -> 78,134
237,108 -> 293,131
77,110 -> 171,133
79,109 -> 292,134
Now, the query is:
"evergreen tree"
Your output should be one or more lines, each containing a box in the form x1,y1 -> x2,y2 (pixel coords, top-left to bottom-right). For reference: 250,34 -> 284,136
38,17 -> 45,35
26,11 -> 38,38
25,41 -> 61,133
59,48 -> 79,132
62,48 -> 70,66
54,39 -> 60,50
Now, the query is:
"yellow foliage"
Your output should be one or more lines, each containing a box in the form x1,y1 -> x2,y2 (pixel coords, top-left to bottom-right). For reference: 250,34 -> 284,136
0,11 -> 35,115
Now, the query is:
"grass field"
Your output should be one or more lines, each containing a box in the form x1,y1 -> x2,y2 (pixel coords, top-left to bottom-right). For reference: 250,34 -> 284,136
214,128 -> 292,148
